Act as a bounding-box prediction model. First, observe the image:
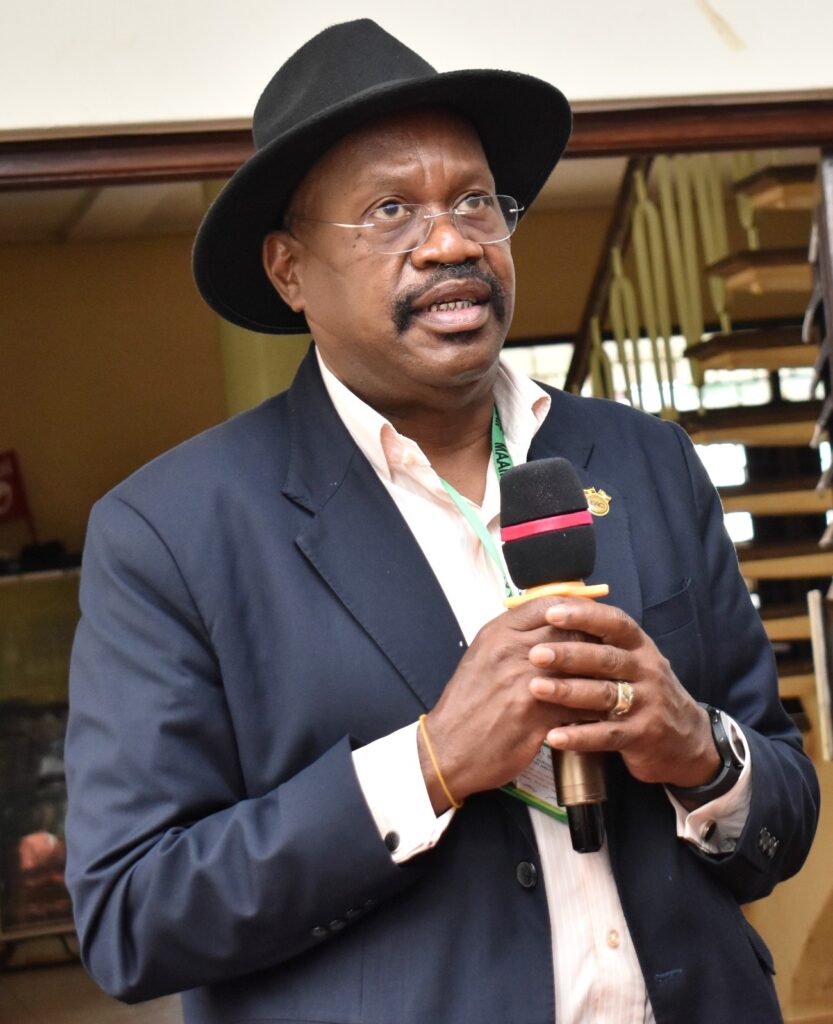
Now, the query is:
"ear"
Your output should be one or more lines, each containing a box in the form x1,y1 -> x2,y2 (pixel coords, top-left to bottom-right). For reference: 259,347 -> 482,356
262,231 -> 306,313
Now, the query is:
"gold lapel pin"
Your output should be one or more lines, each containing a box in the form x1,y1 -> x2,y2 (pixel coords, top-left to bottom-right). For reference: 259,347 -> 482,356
584,487 -> 612,517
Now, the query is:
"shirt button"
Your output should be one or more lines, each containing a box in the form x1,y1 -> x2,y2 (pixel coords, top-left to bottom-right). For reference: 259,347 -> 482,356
384,830 -> 400,853
606,929 -> 620,949
516,861 -> 537,889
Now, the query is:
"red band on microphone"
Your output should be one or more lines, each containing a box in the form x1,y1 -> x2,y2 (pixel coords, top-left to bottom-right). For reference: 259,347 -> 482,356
501,509 -> 592,542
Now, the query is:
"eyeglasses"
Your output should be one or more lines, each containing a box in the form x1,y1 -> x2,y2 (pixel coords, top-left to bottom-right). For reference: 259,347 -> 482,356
292,194 -> 523,255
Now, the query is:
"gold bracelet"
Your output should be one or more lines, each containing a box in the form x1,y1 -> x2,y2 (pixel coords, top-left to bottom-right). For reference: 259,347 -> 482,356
418,714 -> 463,810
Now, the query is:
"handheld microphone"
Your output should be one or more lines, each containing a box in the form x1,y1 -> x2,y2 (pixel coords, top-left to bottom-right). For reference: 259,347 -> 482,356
500,457 -> 608,854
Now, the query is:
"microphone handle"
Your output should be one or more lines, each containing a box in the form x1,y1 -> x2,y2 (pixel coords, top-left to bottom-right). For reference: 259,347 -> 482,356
552,749 -> 606,853
506,579 -> 609,854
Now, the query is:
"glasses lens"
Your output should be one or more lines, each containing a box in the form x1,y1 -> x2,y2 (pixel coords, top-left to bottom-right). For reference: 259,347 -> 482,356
454,195 -> 519,245
366,203 -> 424,254
367,195 -> 521,254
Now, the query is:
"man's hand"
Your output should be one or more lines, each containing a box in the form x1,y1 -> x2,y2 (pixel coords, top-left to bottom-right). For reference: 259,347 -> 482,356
420,597 -> 720,813
528,599 -> 719,796
418,597 -> 588,813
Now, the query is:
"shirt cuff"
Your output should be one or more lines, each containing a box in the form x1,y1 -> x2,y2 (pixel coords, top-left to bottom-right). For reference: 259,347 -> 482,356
352,721 -> 455,864
666,714 -> 752,854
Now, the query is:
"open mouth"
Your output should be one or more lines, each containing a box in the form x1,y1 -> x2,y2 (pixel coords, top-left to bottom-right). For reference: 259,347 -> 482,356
415,295 -> 490,333
427,298 -> 479,312
392,268 -> 506,336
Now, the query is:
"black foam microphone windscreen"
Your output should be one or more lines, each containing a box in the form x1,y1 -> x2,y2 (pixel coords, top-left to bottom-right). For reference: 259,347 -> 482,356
500,458 -> 595,589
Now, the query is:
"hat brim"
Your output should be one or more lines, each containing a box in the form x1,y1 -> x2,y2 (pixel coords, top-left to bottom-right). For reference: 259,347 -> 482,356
193,69 -> 572,334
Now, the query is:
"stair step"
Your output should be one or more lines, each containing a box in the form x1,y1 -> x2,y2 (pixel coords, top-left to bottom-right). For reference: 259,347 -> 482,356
679,400 -> 821,446
684,326 -> 814,371
760,602 -> 811,641
708,249 -> 812,295
737,540 -> 833,581
732,165 -> 819,211
719,476 -> 830,515
777,662 -> 816,700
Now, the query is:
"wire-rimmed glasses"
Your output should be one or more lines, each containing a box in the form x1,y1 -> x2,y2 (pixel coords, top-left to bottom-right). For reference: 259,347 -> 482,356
292,194 -> 523,254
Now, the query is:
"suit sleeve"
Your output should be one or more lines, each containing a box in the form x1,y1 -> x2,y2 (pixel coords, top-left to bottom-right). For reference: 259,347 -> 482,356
65,494 -> 421,1003
669,422 -> 819,903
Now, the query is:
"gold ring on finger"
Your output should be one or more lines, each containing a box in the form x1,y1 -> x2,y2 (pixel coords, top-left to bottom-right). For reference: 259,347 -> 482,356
611,680 -> 635,717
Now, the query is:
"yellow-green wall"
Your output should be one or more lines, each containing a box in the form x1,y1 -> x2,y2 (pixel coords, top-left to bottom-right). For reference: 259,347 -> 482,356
0,234 -> 226,554
511,206 -> 612,339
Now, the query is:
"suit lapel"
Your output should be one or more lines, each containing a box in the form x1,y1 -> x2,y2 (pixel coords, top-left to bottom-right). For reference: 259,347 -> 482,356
283,351 -> 466,711
527,391 -> 644,625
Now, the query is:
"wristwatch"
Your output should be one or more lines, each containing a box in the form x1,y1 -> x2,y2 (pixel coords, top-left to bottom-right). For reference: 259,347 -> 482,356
667,703 -> 745,803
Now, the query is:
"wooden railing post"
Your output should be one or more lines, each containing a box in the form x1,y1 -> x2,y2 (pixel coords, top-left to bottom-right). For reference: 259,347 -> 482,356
564,158 -> 651,394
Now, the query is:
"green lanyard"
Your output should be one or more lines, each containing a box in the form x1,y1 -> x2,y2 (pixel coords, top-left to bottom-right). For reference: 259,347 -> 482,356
439,408 -> 568,822
439,407 -> 518,598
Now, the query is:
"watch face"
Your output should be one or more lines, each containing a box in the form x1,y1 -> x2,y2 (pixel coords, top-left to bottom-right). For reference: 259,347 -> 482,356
719,711 -> 747,767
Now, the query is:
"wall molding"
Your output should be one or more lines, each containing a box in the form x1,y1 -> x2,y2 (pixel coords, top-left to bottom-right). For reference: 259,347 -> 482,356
2,99 -> 833,191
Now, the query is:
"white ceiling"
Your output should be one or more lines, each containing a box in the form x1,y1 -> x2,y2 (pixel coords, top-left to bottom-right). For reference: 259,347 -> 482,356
4,1 -> 833,136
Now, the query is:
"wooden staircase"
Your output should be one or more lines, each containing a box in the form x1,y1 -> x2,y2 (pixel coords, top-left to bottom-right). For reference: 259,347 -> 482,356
708,248 -> 813,296
557,149 -> 833,1020
731,164 -> 820,212
564,152 -> 833,1024
718,476 -> 829,516
678,399 -> 822,446
759,601 -> 811,642
688,160 -> 833,1023
737,540 -> 833,582
685,326 -> 815,371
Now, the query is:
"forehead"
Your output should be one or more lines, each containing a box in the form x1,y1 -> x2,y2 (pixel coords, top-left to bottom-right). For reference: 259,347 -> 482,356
291,108 -> 495,213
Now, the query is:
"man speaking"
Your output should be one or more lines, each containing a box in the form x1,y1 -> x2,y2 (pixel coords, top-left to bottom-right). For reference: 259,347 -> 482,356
65,19 -> 819,1024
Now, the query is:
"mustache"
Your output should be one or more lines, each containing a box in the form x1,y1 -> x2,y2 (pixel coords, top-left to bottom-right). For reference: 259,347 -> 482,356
391,263 -> 507,335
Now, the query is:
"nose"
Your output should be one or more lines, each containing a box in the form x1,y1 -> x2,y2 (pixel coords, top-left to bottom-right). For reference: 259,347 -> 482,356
409,211 -> 484,268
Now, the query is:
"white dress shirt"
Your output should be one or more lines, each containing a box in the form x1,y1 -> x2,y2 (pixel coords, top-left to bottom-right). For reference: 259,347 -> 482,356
316,349 -> 751,1024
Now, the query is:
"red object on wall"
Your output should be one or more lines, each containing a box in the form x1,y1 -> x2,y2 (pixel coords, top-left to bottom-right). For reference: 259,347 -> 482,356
0,449 -> 31,524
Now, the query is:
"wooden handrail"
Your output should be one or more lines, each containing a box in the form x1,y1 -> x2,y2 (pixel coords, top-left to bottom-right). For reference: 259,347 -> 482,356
564,157 -> 650,393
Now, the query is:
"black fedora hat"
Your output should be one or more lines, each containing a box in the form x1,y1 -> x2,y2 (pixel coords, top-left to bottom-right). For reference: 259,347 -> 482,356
192,18 -> 572,335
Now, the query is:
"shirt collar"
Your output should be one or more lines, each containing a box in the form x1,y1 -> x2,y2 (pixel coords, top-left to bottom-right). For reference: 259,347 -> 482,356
315,346 -> 551,484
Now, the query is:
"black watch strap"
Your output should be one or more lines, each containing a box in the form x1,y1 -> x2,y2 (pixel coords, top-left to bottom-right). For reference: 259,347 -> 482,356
667,703 -> 744,803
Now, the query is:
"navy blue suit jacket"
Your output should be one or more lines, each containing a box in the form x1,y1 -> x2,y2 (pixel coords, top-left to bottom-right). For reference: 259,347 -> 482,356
66,349 -> 819,1023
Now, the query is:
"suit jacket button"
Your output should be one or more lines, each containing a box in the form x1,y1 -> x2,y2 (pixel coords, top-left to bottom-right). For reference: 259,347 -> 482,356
700,820 -> 716,843
516,861 -> 537,889
311,925 -> 328,939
